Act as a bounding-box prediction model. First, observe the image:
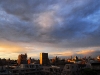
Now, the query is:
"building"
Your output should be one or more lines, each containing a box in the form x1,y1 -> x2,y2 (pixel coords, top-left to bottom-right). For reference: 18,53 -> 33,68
17,53 -> 28,65
28,57 -> 32,64
97,56 -> 100,61
11,64 -> 43,75
40,53 -> 49,65
62,63 -> 79,75
0,58 -> 7,66
0,66 -> 11,75
41,66 -> 61,75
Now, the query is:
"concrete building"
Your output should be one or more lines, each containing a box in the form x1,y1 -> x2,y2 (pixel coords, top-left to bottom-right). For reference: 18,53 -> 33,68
62,63 -> 87,75
11,64 -> 43,75
40,53 -> 49,65
42,66 -> 61,75
62,64 -> 79,75
17,53 -> 28,65
0,66 -> 11,75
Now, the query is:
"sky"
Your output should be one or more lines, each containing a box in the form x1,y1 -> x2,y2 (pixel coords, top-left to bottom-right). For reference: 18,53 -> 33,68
0,0 -> 100,59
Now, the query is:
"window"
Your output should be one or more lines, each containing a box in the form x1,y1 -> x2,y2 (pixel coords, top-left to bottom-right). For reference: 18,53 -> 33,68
66,65 -> 69,69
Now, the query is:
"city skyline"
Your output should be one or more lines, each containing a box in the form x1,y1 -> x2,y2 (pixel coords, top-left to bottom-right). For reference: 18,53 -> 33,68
0,0 -> 100,59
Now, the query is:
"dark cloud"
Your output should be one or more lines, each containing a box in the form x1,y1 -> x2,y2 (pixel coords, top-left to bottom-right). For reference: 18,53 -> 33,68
0,0 -> 58,21
0,0 -> 100,48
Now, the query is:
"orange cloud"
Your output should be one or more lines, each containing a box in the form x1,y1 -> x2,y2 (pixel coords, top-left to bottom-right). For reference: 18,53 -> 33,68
76,50 -> 95,55
0,42 -> 26,53
50,51 -> 74,56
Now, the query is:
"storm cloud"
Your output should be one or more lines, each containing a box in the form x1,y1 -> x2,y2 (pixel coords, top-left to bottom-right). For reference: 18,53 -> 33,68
0,0 -> 100,58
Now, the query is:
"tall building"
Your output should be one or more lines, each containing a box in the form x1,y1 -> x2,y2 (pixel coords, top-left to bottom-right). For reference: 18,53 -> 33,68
18,53 -> 28,65
40,53 -> 49,65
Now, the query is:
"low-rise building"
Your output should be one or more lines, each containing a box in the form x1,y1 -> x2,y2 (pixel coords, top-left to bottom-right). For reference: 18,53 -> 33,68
41,66 -> 62,75
10,64 -> 43,75
61,63 -> 87,75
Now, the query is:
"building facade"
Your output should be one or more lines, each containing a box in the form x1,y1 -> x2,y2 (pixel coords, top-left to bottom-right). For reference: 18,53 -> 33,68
40,53 -> 49,65
17,53 -> 28,65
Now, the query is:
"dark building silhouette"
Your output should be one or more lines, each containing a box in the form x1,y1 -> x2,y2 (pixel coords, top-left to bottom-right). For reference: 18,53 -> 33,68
52,56 -> 60,65
0,58 -> 7,66
17,53 -> 27,65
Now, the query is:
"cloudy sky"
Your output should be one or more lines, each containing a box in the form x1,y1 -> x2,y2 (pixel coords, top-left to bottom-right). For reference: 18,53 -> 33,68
0,0 -> 100,59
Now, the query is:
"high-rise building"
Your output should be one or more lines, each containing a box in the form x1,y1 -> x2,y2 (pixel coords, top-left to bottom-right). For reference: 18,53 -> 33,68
17,53 -> 27,65
40,53 -> 49,65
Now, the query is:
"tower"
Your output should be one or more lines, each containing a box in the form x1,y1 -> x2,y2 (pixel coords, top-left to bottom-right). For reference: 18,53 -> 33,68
40,53 -> 49,65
